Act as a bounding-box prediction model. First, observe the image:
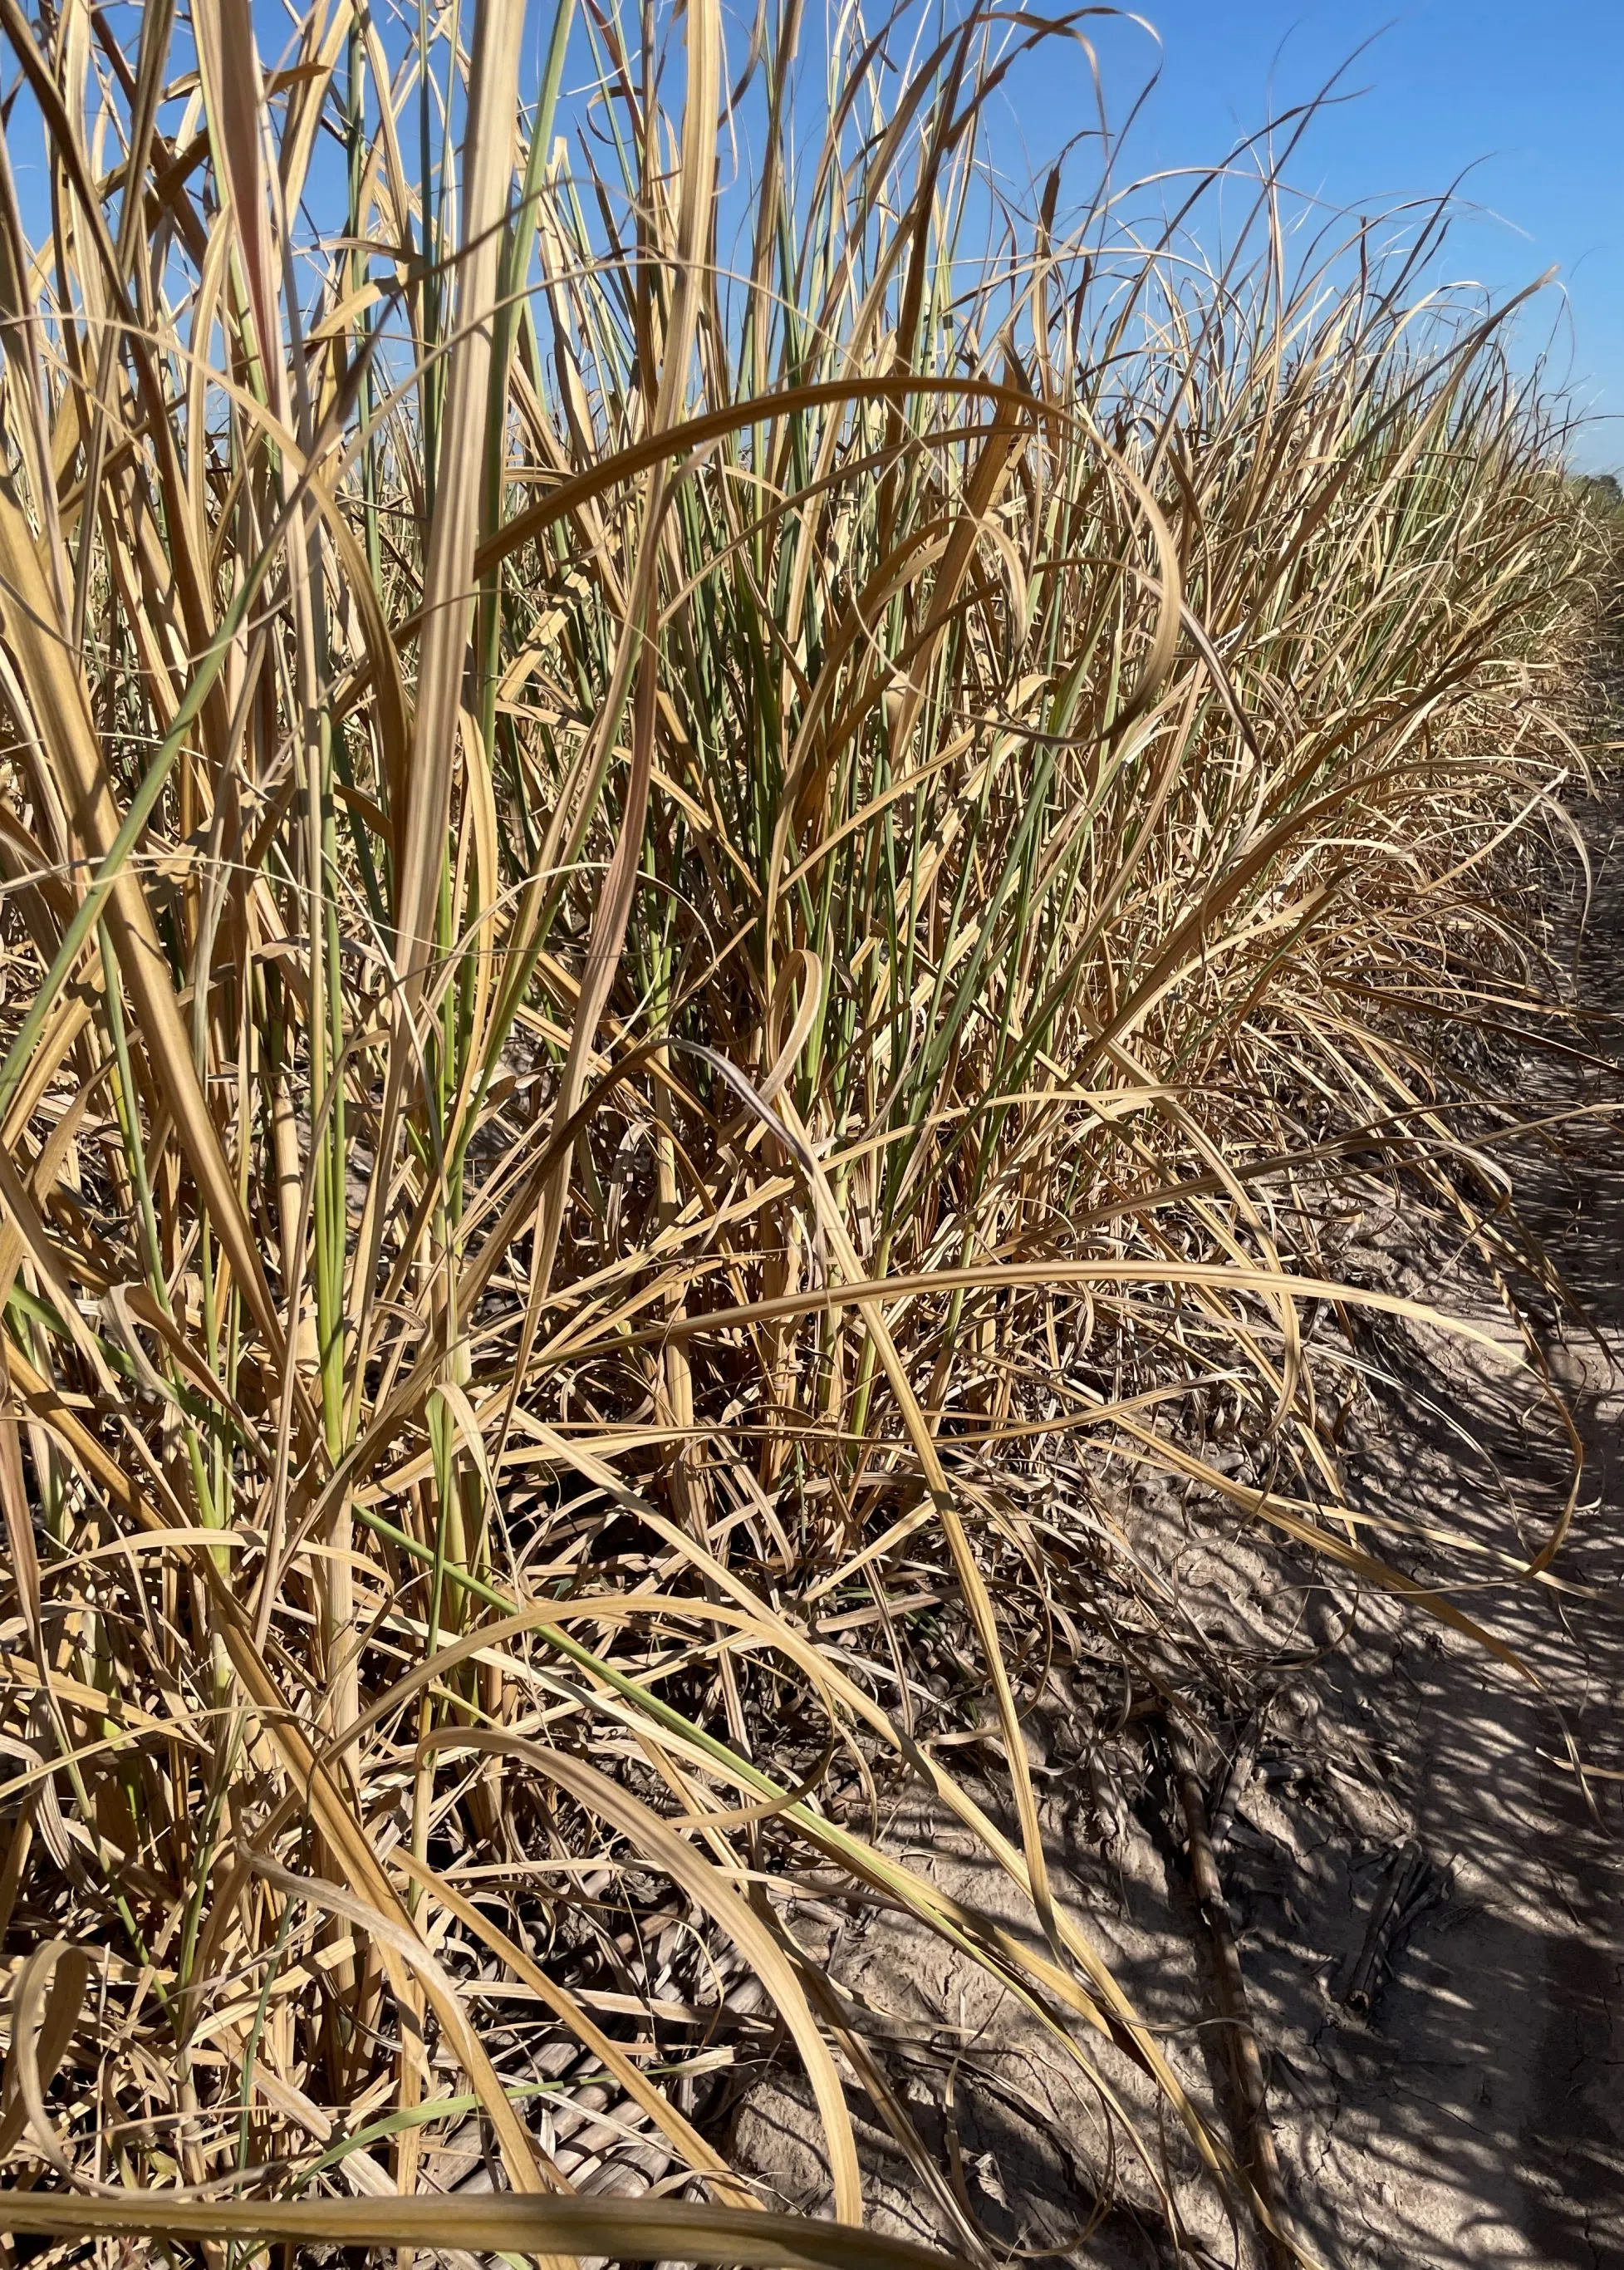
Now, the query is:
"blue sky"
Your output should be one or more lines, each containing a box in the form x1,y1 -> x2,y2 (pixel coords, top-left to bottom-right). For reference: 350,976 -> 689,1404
992,0 -> 1623,471
13,2 -> 1617,468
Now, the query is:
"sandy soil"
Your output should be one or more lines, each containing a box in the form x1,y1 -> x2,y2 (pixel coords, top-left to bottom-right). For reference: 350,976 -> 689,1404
731,803 -> 1624,2268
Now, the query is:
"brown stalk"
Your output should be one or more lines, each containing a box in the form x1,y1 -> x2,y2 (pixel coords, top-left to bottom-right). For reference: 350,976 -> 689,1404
1165,1718 -> 1298,2270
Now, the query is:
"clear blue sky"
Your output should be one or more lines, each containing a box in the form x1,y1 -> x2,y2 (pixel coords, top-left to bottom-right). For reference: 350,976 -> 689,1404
992,0 -> 1624,472
17,2 -> 1617,466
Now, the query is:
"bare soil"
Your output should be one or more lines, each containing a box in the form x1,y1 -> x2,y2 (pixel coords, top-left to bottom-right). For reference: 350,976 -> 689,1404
732,801 -> 1624,2268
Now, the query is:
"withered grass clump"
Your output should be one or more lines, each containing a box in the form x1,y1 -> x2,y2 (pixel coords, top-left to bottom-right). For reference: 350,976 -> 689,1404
0,0 -> 1608,2261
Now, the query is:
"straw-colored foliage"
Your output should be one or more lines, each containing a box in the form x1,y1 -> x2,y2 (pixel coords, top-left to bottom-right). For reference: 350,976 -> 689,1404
0,0 -> 1607,2259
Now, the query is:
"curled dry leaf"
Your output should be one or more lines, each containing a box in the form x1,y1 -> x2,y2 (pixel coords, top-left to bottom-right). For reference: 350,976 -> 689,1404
0,0 -> 1607,2259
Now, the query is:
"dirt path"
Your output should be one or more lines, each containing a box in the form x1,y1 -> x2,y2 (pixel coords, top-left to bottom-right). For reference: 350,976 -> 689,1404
1255,794 -> 1624,2268
733,796 -> 1624,2268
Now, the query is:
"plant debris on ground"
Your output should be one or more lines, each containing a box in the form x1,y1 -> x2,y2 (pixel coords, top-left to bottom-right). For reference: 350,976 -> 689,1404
0,2 -> 1617,2265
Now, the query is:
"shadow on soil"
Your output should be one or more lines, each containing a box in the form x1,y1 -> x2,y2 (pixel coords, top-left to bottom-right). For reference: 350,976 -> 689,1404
735,809 -> 1624,2268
